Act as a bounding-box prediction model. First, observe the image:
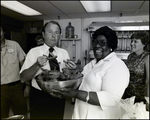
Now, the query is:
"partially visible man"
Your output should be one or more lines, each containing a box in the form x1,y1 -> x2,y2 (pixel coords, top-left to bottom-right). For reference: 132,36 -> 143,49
1,24 -> 28,119
35,35 -> 44,46
20,21 -> 76,119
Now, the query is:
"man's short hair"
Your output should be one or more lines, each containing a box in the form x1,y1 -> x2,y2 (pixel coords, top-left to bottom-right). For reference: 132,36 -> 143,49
42,21 -> 61,34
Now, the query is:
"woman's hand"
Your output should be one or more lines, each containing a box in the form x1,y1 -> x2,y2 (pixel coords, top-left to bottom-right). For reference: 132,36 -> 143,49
52,88 -> 78,99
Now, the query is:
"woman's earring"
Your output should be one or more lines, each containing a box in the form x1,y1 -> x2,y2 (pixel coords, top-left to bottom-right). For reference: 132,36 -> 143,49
110,49 -> 112,51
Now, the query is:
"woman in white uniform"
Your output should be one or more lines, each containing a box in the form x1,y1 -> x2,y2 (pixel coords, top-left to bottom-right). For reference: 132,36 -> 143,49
53,26 -> 130,119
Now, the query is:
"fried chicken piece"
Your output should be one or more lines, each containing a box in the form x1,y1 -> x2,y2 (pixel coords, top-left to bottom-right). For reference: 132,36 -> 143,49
36,68 -> 83,81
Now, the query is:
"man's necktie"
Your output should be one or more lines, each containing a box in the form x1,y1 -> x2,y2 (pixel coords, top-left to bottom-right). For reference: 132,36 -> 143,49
49,47 -> 60,71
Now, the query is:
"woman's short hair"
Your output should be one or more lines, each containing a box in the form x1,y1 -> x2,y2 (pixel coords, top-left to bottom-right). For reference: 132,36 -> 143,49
131,31 -> 149,51
131,31 -> 149,45
92,26 -> 118,51
42,21 -> 61,34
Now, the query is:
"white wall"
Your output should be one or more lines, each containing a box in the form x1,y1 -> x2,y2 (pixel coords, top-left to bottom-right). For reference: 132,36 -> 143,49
44,15 -> 149,68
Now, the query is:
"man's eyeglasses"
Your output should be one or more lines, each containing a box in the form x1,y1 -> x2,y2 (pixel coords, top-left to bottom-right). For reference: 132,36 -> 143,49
92,41 -> 107,47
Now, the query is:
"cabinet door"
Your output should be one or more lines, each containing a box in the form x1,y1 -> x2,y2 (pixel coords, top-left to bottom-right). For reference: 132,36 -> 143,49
26,33 -> 42,53
11,31 -> 27,53
24,21 -> 43,33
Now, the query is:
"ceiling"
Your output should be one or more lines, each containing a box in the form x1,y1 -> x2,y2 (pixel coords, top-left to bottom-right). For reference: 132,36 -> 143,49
1,1 -> 149,21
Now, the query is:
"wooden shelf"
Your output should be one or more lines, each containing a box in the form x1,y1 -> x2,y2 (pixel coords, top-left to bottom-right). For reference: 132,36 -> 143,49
61,38 -> 81,41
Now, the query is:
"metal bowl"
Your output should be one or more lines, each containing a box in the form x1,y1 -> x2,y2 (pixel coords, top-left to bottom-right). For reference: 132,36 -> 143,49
35,76 -> 83,94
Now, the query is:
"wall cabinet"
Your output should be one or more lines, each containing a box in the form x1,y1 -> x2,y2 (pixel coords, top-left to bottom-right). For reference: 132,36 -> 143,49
24,21 -> 43,33
26,33 -> 42,53
24,21 -> 43,53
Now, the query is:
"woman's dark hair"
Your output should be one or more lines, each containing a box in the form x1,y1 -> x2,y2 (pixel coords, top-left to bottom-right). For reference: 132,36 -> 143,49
92,26 -> 118,51
131,31 -> 149,51
42,21 -> 61,34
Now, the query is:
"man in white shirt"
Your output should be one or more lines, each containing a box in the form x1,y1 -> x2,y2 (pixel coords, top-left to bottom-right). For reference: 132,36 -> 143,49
1,24 -> 28,119
20,21 -> 72,119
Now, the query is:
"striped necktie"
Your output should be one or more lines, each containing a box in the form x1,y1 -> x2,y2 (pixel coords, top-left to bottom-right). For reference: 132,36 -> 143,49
49,47 -> 60,71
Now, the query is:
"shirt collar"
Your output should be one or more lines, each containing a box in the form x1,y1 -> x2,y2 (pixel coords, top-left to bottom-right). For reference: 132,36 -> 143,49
91,52 -> 116,65
103,52 -> 116,61
42,43 -> 58,53
2,39 -> 11,48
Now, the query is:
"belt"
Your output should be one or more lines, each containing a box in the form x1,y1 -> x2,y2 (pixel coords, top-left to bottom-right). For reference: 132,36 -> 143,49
9,80 -> 21,85
31,86 -> 49,95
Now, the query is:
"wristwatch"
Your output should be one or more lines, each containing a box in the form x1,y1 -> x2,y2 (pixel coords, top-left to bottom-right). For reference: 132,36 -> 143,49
86,92 -> 90,102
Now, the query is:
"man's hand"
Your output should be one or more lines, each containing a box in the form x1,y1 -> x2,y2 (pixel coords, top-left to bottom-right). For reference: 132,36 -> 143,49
24,85 -> 31,99
63,59 -> 76,69
36,56 -> 48,67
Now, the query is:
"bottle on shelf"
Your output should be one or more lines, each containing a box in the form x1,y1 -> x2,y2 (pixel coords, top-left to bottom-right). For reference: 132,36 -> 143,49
65,22 -> 75,38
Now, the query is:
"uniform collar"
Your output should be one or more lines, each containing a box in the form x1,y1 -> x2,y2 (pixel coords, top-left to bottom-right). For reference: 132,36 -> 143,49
103,52 -> 116,61
92,52 -> 116,65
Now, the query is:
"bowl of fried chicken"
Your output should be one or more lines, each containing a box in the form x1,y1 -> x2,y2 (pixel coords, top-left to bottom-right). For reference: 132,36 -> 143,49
35,68 -> 83,94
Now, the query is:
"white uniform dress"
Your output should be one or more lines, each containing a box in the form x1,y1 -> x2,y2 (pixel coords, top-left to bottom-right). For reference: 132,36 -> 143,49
72,52 -> 130,119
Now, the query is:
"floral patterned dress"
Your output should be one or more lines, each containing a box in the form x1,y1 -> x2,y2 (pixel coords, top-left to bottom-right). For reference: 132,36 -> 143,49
122,51 -> 149,103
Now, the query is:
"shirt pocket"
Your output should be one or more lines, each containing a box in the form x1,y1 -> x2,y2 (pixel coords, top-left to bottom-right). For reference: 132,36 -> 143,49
7,52 -> 19,64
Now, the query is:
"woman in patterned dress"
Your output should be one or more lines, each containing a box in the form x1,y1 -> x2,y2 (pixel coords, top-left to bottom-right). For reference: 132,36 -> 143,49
122,32 -> 149,104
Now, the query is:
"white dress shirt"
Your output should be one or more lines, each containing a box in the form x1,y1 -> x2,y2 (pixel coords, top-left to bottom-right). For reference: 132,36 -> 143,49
20,43 -> 70,90
72,52 -> 130,119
